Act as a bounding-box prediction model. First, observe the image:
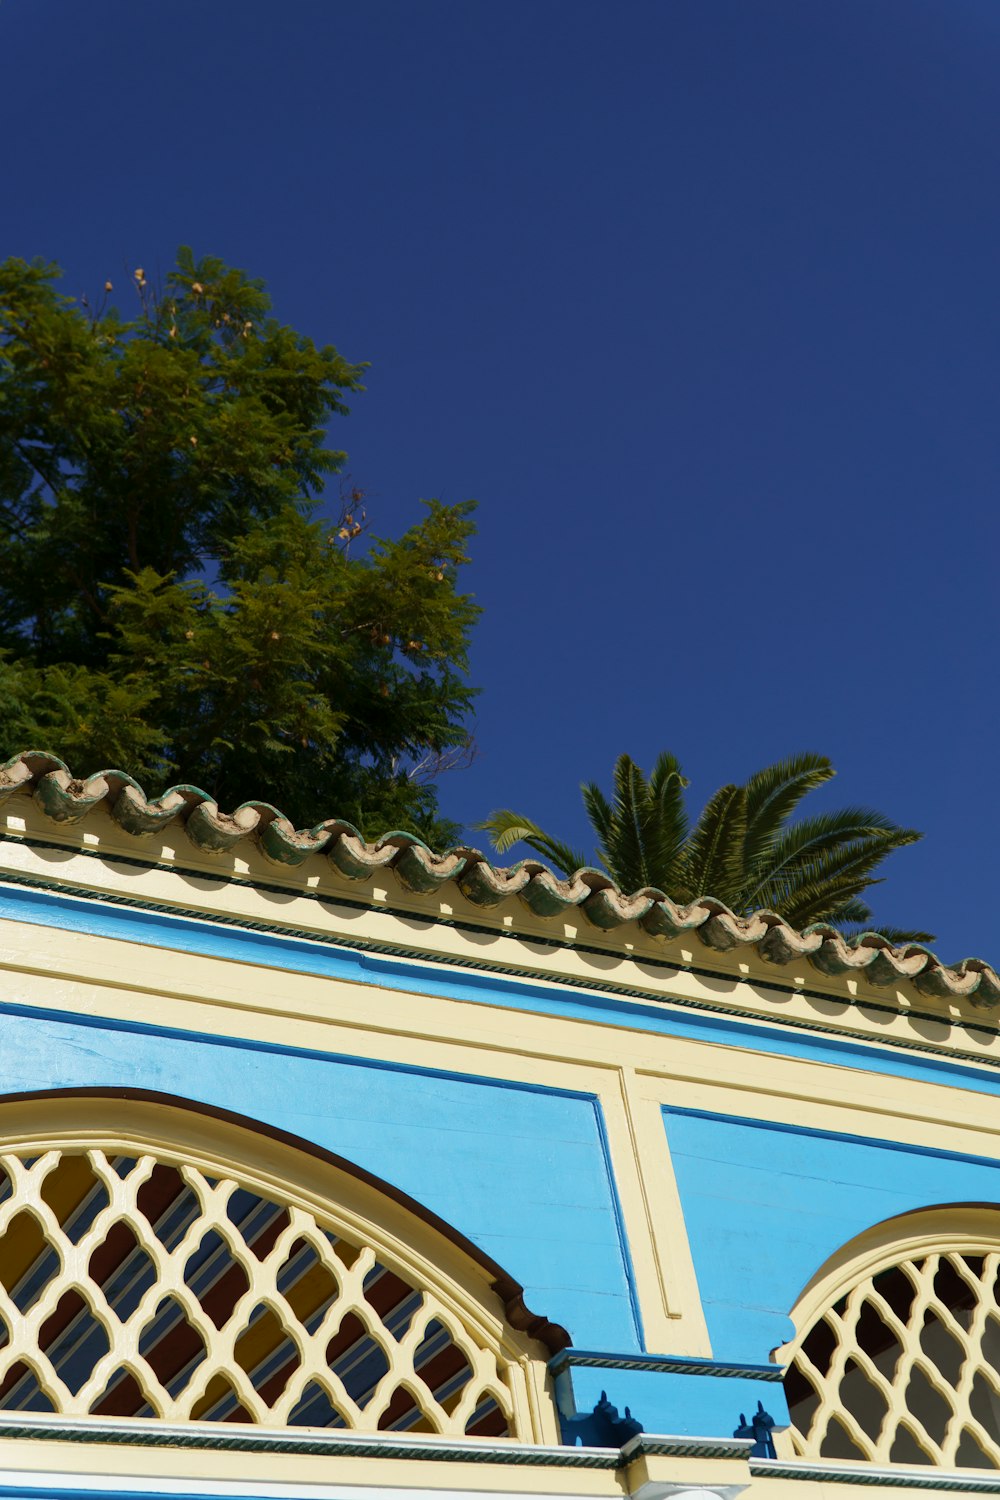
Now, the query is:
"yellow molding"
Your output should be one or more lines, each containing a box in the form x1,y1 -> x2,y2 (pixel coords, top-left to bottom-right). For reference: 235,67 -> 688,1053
0,1436 -> 626,1494
1,917 -> 998,1166
622,1447 -> 751,1492
611,1069 -> 711,1352
748,1475 -> 1000,1500
0,1439 -> 993,1500
635,1060 -> 1000,1158
0,914 -> 988,1109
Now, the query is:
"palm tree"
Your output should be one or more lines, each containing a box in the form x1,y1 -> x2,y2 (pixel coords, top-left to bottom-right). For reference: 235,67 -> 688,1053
476,751 -> 932,943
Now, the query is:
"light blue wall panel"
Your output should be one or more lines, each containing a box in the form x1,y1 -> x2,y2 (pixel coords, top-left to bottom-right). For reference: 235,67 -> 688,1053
663,1107 -> 1000,1364
0,1007 -> 640,1352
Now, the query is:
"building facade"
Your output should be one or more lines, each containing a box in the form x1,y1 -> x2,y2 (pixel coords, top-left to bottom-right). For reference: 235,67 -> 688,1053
0,752 -> 997,1500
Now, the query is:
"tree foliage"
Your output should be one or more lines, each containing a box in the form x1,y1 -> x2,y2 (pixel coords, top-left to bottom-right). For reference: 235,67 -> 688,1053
0,251 -> 479,838
478,751 -> 932,941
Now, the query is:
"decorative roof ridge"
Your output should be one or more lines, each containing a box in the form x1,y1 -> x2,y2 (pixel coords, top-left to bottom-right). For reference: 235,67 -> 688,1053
1,750 -> 996,1009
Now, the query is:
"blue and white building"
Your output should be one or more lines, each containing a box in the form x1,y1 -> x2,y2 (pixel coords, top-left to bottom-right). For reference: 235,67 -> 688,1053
0,752 -> 996,1500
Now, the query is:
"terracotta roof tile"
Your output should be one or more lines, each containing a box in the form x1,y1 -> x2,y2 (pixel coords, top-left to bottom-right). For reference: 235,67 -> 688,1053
1,751 -> 996,1007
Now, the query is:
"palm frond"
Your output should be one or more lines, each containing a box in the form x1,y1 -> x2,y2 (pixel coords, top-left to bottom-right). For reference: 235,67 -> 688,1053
766,830 -> 926,927
680,783 -> 747,904
648,749 -> 689,804
755,852 -> 885,922
743,811 -> 922,910
817,896 -> 874,927
838,924 -> 937,946
742,752 -> 835,872
774,870 -> 885,929
580,779 -> 616,861
600,755 -> 648,891
644,750 -> 691,886
768,814 -> 920,870
474,808 -> 588,876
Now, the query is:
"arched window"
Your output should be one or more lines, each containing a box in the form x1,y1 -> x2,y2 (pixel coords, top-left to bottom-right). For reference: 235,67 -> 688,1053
779,1209 -> 1000,1469
0,1093 -> 561,1442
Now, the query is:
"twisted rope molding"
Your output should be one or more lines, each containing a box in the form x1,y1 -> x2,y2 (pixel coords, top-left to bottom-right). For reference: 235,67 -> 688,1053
0,1412 -> 623,1466
1,751 -> 996,1008
751,1461 -> 1000,1490
0,1412 -> 753,1465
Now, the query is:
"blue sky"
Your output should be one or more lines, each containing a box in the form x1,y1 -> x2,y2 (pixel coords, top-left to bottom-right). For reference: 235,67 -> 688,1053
3,0 -> 998,959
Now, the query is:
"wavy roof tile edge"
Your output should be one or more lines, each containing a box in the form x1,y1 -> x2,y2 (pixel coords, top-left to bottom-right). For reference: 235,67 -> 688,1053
0,750 -> 996,1008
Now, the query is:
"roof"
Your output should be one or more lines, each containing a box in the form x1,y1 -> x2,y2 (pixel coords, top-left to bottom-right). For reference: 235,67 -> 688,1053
1,750 -> 997,1008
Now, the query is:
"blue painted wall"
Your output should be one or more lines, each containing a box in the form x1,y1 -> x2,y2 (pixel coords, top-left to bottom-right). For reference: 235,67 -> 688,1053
567,1363 -> 781,1444
0,1006 -> 639,1352
663,1106 -> 1000,1363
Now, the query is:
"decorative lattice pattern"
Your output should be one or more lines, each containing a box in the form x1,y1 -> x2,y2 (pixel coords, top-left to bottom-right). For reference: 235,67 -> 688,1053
0,1148 -> 517,1436
785,1250 -> 1000,1469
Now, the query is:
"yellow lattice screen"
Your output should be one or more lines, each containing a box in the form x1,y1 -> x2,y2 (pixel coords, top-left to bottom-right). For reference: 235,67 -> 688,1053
784,1247 -> 1000,1468
0,1145 -> 522,1436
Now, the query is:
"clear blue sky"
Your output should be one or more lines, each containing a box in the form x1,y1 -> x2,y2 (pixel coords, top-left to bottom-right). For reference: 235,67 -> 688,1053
4,0 -> 998,959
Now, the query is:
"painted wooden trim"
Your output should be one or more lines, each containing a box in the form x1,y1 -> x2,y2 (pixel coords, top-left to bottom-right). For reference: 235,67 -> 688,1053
752,1459 -> 1000,1491
0,1414 -> 618,1466
551,1351 -> 781,1380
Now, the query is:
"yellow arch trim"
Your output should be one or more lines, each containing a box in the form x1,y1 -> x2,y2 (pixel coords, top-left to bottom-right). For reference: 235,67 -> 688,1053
777,1203 -> 1000,1361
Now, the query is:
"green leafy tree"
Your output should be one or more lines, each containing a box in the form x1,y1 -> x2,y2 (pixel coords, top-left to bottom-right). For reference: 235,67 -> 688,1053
0,251 -> 479,839
478,751 -> 932,941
